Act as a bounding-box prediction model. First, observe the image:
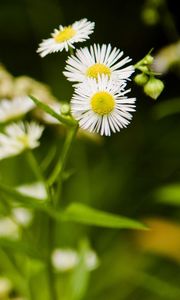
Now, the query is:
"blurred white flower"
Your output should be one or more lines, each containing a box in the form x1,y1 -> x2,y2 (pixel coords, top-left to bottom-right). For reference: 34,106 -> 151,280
64,44 -> 134,84
16,182 -> 48,200
0,121 -> 44,160
153,41 -> 180,74
51,248 -> 99,272
0,217 -> 19,239
71,75 -> 136,136
12,207 -> 33,227
0,277 -> 12,297
37,19 -> 95,57
0,96 -> 35,123
52,249 -> 79,272
0,65 -> 14,98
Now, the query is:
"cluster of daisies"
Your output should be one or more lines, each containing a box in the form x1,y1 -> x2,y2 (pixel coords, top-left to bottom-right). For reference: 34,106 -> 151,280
0,18 -> 136,161
37,18 -> 136,136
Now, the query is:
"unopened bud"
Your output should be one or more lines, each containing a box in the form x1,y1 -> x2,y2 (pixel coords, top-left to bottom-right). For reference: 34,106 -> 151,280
144,77 -> 164,100
61,103 -> 70,115
144,54 -> 154,65
134,73 -> 149,86
138,65 -> 149,73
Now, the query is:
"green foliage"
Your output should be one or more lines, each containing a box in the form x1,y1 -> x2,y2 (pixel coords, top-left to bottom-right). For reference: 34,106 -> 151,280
62,203 -> 148,230
0,1 -> 180,299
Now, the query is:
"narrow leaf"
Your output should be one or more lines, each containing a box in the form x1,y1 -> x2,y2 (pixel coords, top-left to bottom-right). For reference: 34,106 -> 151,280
29,95 -> 77,127
61,203 -> 148,230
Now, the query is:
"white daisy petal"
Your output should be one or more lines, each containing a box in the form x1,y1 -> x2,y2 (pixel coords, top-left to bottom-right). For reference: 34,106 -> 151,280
64,44 -> 134,84
37,19 -> 95,57
0,121 -> 44,160
71,75 -> 136,136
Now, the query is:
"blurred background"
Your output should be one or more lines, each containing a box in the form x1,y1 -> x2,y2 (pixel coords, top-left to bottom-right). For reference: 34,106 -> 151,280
0,0 -> 180,299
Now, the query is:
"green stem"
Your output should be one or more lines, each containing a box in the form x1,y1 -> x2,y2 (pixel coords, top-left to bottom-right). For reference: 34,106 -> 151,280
30,96 -> 77,127
26,150 -> 50,200
48,125 -> 78,189
26,150 -> 43,182
26,150 -> 58,299
45,125 -> 78,299
47,217 -> 58,300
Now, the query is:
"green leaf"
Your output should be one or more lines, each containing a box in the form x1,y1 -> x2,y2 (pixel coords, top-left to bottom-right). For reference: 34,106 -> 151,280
61,203 -> 148,230
29,95 -> 77,127
0,183 -> 147,229
154,183 -> 180,206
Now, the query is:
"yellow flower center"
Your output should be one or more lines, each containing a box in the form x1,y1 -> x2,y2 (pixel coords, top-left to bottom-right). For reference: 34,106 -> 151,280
18,135 -> 29,147
54,26 -> 76,43
91,92 -> 115,115
86,63 -> 111,79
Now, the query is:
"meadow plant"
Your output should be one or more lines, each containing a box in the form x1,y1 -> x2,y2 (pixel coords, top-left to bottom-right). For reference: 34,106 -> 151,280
0,18 -> 164,300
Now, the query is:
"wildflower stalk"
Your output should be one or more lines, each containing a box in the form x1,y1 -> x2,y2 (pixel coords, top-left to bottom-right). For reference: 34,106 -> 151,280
48,124 -> 78,192
30,96 -> 77,127
25,150 -> 50,199
47,219 -> 58,300
46,124 -> 78,299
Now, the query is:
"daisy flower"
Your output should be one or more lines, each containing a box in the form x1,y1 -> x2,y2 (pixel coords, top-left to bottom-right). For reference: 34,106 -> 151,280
71,75 -> 136,136
63,44 -> 134,84
0,121 -> 44,160
37,18 -> 95,57
0,96 -> 35,123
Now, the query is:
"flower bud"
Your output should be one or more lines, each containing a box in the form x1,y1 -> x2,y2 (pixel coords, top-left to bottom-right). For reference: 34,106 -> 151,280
144,54 -> 154,65
61,103 -> 70,115
144,77 -> 164,100
134,73 -> 149,86
138,65 -> 149,73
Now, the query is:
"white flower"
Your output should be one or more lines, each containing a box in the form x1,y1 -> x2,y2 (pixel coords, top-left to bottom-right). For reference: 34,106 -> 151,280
51,249 -> 79,272
71,75 -> 136,136
37,19 -> 95,57
0,121 -> 44,160
16,182 -> 48,200
12,207 -> 33,227
51,248 -> 99,272
0,217 -> 19,239
63,44 -> 134,84
0,96 -> 35,123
